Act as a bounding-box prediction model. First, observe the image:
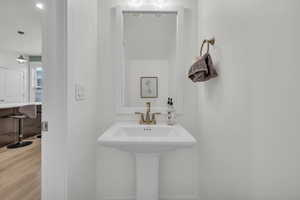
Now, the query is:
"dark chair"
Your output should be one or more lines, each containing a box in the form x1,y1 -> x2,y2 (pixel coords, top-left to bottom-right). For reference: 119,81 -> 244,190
7,105 -> 37,149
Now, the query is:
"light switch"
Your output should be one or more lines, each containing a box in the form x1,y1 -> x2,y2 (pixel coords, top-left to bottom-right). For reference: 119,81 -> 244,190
75,84 -> 86,101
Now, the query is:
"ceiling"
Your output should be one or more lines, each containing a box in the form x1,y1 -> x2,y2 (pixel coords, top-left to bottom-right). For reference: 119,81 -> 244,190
0,0 -> 42,55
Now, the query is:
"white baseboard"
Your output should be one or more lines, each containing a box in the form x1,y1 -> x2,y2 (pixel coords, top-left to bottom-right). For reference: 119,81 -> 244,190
102,195 -> 199,200
161,195 -> 199,200
102,196 -> 133,200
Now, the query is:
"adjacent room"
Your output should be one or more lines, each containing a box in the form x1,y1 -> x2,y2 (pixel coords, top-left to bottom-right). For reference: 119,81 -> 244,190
0,0 -> 43,199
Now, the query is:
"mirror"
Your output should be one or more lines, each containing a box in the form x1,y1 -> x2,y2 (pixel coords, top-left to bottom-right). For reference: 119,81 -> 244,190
114,7 -> 184,114
123,11 -> 177,108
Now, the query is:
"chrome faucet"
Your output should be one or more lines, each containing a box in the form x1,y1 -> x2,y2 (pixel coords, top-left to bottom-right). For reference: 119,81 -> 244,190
135,102 -> 161,125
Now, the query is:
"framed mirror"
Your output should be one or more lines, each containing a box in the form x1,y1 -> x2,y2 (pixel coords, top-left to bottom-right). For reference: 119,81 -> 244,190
113,6 -> 184,114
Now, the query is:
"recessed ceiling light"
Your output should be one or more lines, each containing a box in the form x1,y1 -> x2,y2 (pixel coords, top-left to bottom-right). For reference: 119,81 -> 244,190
35,2 -> 45,10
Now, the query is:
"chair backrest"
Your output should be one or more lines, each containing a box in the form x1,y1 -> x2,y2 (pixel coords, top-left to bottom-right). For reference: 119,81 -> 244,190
18,105 -> 37,119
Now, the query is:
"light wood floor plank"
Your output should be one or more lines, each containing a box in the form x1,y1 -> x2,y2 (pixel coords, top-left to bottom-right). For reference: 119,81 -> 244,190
0,138 -> 41,200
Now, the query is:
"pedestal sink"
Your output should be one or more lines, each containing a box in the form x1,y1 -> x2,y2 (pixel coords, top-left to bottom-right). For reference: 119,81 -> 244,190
98,122 -> 196,200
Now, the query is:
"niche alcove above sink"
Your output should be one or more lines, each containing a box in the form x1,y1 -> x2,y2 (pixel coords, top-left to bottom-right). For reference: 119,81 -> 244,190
98,5 -> 197,200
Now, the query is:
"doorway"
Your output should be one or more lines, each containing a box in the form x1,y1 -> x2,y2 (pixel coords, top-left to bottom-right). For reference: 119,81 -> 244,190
0,0 -> 44,199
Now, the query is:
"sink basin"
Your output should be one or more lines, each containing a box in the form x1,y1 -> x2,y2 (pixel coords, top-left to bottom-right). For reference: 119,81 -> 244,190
98,122 -> 196,153
98,121 -> 196,200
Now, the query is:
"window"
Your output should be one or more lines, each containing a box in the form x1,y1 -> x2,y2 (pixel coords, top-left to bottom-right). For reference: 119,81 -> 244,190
30,63 -> 43,103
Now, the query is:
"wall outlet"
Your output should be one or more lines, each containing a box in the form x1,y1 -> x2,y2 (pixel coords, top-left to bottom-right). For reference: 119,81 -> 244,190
75,84 -> 86,101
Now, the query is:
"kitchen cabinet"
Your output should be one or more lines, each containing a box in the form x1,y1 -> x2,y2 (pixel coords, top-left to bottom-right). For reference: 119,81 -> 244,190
0,67 -> 26,103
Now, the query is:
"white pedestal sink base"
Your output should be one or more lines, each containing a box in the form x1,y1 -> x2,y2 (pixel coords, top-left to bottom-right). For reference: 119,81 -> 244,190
136,154 -> 159,200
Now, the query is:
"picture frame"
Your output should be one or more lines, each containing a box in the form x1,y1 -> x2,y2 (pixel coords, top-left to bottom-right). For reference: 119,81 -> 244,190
140,77 -> 158,98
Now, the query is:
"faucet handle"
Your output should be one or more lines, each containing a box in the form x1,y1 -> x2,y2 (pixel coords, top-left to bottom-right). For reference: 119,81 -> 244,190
135,112 -> 145,124
151,112 -> 161,124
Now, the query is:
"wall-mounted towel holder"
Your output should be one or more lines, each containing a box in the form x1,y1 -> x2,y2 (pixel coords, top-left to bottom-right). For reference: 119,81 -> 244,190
200,38 -> 215,56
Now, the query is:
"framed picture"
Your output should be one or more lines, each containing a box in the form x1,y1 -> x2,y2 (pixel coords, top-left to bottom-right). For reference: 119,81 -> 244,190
140,77 -> 158,98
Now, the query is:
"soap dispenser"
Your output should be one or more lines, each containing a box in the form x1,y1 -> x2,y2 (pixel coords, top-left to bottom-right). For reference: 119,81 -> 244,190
167,98 -> 176,125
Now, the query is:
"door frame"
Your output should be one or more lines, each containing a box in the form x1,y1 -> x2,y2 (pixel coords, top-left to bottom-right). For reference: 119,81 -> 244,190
42,0 -> 68,199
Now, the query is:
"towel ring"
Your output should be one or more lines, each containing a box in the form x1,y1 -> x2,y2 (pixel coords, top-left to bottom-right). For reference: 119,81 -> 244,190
200,38 -> 215,56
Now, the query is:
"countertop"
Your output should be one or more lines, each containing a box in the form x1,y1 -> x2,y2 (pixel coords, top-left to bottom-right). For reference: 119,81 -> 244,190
0,102 -> 42,109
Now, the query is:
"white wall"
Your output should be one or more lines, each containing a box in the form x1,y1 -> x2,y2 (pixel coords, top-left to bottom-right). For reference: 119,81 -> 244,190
97,0 -> 199,199
43,0 -> 99,199
42,0 -> 68,199
125,59 -> 169,107
67,0 -> 98,199
0,0 -> 42,55
198,0 -> 300,200
0,51 -> 20,67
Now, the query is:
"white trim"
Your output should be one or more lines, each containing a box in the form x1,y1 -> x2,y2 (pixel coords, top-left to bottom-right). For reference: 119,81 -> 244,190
42,0 -> 68,200
113,6 -> 185,114
102,195 -> 199,200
